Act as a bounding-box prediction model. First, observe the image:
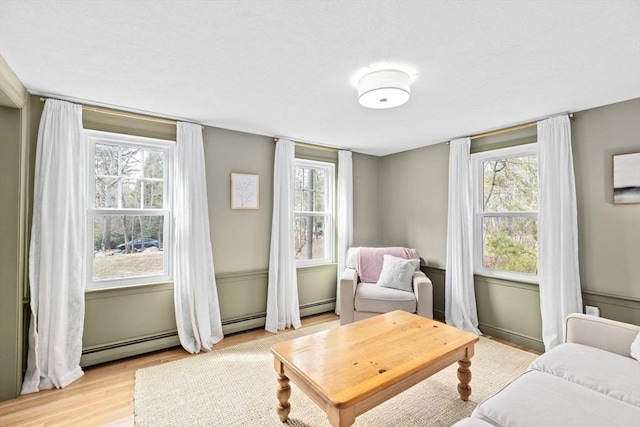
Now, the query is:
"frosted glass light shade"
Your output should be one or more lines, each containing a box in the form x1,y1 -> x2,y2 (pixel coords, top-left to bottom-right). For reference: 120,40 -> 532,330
358,70 -> 410,109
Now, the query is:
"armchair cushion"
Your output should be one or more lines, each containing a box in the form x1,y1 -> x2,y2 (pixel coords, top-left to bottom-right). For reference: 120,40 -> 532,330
377,255 -> 420,292
354,282 -> 417,314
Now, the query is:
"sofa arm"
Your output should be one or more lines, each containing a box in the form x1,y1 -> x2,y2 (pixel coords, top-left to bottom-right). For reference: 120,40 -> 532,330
565,313 -> 640,358
413,270 -> 433,319
339,268 -> 358,325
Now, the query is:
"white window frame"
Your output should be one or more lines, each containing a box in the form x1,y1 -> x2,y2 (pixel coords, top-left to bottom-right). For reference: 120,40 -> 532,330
471,143 -> 538,283
294,159 -> 335,267
86,130 -> 174,290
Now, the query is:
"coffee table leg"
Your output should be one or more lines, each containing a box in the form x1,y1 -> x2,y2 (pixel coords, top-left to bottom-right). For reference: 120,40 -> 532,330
457,358 -> 472,401
327,406 -> 356,427
276,372 -> 291,422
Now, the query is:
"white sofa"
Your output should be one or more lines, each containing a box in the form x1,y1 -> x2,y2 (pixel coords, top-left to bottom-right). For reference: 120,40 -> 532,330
339,247 -> 433,325
453,313 -> 640,427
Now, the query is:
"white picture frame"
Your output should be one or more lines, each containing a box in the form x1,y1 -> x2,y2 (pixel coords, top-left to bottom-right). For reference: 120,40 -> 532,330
231,173 -> 259,209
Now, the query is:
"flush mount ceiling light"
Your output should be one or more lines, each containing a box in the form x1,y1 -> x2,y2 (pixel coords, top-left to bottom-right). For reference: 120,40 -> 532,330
358,69 -> 411,109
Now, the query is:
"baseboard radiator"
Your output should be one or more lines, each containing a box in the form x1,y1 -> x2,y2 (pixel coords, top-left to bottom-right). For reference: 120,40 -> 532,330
80,299 -> 336,367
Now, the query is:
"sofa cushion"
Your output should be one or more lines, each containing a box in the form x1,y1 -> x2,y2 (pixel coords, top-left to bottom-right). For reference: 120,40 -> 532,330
529,342 -> 640,407
354,282 -> 416,314
377,255 -> 419,292
473,370 -> 640,427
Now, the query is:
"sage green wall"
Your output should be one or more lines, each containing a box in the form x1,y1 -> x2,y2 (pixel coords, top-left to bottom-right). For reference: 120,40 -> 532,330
379,143 -> 450,268
379,98 -> 640,352
377,142 -> 450,323
203,127 -> 274,274
353,152 -> 382,246
573,98 -> 640,298
0,107 -> 23,400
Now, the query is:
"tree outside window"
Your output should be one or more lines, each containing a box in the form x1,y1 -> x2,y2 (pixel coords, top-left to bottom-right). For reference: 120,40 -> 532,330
472,144 -> 538,281
293,159 -> 334,266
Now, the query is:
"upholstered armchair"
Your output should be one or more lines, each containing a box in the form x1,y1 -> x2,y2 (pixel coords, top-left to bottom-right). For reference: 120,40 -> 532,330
339,247 -> 433,325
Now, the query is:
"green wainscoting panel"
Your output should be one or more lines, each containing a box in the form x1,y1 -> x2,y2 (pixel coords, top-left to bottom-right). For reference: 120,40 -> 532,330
474,275 -> 544,352
83,283 -> 176,349
217,271 -> 269,318
421,267 -> 640,353
81,282 -> 178,366
422,266 -> 445,322
80,266 -> 337,365
217,265 -> 337,334
423,267 -> 544,351
297,264 -> 337,317
79,265 -> 639,367
217,271 -> 269,334
582,291 -> 640,326
297,264 -> 337,305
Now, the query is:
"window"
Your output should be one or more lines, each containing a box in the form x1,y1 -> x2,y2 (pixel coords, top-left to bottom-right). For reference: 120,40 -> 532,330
87,130 -> 173,289
293,159 -> 335,266
471,143 -> 538,282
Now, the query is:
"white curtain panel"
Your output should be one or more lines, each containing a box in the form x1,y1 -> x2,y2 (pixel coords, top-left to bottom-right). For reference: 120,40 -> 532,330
445,137 -> 481,335
173,122 -> 223,353
265,139 -> 302,333
336,150 -> 353,315
537,115 -> 582,351
22,99 -> 86,394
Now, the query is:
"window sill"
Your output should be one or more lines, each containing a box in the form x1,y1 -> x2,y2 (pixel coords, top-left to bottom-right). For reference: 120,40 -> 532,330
85,280 -> 173,294
296,262 -> 337,271
473,270 -> 538,285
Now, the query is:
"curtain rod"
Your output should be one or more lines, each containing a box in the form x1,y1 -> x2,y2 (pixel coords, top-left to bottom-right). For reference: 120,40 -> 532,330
273,137 -> 340,152
470,113 -> 575,140
39,97 -> 203,129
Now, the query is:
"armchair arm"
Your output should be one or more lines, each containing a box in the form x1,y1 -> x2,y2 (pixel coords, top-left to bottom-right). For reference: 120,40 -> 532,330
413,270 -> 433,319
339,268 -> 358,325
565,313 -> 639,358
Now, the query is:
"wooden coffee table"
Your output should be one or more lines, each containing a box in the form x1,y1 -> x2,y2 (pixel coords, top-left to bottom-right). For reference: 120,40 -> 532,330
271,310 -> 479,427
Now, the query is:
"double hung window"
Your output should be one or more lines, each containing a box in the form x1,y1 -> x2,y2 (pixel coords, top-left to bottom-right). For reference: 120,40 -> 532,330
87,130 -> 173,289
471,143 -> 538,282
293,159 -> 335,266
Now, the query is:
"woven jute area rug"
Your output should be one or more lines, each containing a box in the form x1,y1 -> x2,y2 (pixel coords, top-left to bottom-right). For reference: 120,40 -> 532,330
135,320 -> 536,426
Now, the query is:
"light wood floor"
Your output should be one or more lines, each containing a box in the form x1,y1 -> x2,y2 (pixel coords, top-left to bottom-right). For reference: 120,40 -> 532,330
0,313 -> 539,426
0,313 -> 339,427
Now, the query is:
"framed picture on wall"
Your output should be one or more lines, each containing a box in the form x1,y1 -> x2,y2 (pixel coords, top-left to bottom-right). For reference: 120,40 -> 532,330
612,152 -> 640,205
231,173 -> 259,209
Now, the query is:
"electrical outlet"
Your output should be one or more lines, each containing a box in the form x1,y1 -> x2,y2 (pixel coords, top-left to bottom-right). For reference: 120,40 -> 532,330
585,305 -> 600,317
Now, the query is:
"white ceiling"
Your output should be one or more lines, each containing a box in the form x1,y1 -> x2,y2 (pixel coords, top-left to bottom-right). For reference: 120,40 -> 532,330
1,1 -> 639,156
